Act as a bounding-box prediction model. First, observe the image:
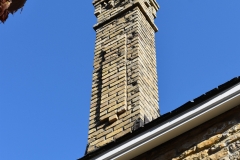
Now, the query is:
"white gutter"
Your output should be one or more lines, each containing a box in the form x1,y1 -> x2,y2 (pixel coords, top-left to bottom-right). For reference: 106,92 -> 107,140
93,82 -> 240,160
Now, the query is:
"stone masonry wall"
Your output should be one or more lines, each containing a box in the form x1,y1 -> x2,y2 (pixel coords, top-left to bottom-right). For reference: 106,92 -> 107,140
132,105 -> 240,160
86,0 -> 160,153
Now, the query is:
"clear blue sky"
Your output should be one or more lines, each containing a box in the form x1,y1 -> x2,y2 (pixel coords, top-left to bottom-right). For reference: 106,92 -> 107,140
1,0 -> 240,159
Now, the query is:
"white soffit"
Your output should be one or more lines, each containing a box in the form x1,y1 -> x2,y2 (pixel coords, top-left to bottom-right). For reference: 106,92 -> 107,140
93,82 -> 240,160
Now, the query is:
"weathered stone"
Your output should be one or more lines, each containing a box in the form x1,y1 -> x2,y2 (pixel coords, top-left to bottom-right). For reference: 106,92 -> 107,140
109,114 -> 118,123
209,148 -> 228,159
197,134 -> 222,151
132,106 -> 240,160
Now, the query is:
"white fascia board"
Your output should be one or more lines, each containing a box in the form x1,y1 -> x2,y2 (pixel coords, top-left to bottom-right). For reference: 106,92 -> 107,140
93,83 -> 240,160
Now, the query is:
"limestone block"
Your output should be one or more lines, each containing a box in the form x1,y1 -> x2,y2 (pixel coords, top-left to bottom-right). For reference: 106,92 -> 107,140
197,134 -> 222,150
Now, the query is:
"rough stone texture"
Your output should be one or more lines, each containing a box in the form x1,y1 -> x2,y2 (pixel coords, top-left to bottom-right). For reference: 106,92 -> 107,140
86,0 -> 160,153
132,105 -> 240,160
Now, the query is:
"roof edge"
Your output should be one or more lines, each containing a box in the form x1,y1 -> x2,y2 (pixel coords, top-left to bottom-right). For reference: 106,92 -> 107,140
78,76 -> 240,160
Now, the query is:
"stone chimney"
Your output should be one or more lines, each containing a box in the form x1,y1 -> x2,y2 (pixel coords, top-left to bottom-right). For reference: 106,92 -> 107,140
87,0 -> 160,153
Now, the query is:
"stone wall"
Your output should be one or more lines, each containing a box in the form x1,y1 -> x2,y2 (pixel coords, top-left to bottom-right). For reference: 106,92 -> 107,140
132,105 -> 240,160
86,0 -> 160,153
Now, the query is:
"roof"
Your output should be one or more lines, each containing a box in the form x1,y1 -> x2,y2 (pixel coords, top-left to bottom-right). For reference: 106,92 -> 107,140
78,76 -> 240,160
